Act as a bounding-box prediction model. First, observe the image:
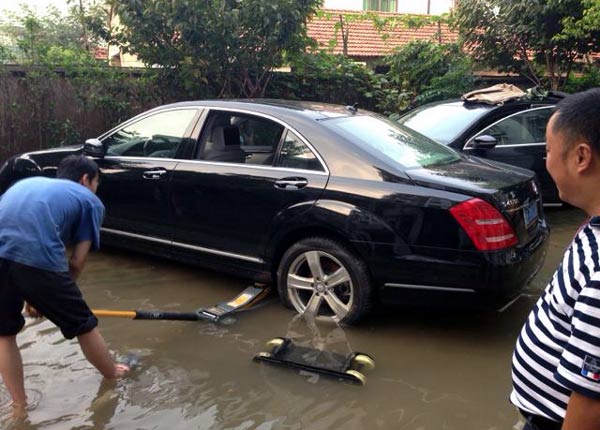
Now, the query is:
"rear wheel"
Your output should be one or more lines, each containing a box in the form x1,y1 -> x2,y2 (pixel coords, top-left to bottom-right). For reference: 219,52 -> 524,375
277,237 -> 373,324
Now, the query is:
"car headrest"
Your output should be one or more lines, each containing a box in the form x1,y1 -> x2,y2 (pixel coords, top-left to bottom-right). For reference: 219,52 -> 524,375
211,126 -> 241,150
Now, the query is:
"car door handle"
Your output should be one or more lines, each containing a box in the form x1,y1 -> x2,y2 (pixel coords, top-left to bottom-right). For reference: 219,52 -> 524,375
274,177 -> 308,190
143,169 -> 167,180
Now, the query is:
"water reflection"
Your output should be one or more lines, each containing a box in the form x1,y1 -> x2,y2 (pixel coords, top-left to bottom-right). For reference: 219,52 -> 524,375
0,207 -> 587,430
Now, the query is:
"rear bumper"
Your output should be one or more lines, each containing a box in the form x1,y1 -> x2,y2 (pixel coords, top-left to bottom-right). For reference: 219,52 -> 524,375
353,222 -> 550,307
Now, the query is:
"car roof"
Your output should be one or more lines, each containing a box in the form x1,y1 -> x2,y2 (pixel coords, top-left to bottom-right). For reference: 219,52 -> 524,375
154,99 -> 360,121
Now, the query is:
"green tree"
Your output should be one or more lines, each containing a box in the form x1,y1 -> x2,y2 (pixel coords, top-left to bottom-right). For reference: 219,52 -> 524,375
111,0 -> 322,98
0,3 -> 108,65
453,0 -> 600,90
385,40 -> 474,108
557,0 -> 600,41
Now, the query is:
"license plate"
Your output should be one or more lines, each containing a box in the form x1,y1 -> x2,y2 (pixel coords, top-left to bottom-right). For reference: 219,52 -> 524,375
523,201 -> 538,226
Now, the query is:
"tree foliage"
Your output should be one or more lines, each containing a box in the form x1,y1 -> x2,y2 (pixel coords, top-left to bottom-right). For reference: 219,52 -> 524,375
0,2 -> 109,65
453,0 -> 600,90
111,0 -> 322,98
557,0 -> 600,42
385,40 -> 475,108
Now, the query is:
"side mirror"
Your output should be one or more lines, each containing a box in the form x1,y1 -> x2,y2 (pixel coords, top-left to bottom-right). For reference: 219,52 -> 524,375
83,138 -> 105,158
471,135 -> 498,149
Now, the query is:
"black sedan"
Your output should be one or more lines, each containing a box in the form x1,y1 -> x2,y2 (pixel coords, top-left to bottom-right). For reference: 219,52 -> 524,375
397,95 -> 564,205
0,100 -> 549,323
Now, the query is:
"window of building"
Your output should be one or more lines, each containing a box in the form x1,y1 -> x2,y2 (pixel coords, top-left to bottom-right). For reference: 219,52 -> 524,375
363,0 -> 397,12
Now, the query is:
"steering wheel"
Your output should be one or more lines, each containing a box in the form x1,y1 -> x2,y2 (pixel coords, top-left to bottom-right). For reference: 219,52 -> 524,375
143,135 -> 171,156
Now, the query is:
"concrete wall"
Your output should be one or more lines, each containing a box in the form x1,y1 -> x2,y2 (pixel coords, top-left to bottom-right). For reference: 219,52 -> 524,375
398,0 -> 454,14
323,0 -> 362,10
323,0 -> 454,14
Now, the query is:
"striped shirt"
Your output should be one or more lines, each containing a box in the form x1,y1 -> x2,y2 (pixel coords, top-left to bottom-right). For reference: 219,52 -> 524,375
511,216 -> 600,422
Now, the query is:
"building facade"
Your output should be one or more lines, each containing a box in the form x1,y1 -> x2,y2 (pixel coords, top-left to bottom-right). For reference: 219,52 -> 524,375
323,0 -> 455,15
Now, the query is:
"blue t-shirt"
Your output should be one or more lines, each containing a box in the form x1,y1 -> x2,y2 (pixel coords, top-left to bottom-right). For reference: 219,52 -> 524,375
0,176 -> 105,272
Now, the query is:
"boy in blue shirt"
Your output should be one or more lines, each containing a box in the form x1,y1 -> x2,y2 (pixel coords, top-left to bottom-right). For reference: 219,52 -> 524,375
0,155 -> 129,416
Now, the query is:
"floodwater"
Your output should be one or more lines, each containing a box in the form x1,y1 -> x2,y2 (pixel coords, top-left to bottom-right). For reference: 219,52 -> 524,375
0,207 -> 588,430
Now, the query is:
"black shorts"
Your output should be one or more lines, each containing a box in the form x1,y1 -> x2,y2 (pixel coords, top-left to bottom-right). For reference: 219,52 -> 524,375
0,258 -> 98,339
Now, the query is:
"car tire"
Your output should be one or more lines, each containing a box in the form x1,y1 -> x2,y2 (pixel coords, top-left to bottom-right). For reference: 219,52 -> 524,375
277,237 -> 373,324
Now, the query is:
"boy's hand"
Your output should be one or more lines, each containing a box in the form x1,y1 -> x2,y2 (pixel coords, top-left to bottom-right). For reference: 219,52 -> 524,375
113,363 -> 130,378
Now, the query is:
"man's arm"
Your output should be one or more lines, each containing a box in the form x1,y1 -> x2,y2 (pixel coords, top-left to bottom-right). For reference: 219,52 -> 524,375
563,391 -> 600,430
69,240 -> 92,281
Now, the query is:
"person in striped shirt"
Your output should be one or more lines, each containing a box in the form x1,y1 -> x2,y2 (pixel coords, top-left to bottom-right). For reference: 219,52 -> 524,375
511,88 -> 600,430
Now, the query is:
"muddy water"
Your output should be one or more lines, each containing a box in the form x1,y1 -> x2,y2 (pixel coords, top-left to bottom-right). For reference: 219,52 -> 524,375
0,207 -> 588,430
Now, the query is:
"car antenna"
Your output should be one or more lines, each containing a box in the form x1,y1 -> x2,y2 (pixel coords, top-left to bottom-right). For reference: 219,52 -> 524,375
346,103 -> 359,114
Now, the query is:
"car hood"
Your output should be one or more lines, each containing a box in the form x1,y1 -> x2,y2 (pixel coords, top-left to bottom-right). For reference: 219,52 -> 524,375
404,155 -> 535,197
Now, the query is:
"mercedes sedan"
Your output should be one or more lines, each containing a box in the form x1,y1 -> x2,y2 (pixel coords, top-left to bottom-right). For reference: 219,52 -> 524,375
397,94 -> 564,205
0,100 -> 549,323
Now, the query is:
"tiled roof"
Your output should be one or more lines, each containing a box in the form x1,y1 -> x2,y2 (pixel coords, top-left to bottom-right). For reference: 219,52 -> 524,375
307,9 -> 458,57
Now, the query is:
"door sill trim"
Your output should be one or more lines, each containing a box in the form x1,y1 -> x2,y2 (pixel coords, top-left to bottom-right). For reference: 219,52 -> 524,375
101,227 -> 264,264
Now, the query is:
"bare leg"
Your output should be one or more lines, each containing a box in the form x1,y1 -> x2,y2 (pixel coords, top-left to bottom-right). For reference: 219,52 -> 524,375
77,328 -> 129,379
0,335 -> 26,407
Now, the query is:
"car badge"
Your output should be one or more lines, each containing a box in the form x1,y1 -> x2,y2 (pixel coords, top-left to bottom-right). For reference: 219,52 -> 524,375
503,191 -> 519,208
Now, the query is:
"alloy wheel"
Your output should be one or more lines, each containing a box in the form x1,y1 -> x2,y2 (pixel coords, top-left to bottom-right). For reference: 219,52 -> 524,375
286,250 -> 354,323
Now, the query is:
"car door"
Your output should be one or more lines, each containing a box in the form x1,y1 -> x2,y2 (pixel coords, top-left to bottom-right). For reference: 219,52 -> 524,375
462,106 -> 559,203
96,107 -> 201,238
169,109 -> 328,266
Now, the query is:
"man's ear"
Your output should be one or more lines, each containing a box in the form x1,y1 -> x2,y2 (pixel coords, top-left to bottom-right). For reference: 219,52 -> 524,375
575,143 -> 593,173
79,173 -> 90,185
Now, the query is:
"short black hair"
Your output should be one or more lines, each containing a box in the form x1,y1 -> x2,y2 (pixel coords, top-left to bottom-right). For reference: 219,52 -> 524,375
56,155 -> 99,182
552,88 -> 600,155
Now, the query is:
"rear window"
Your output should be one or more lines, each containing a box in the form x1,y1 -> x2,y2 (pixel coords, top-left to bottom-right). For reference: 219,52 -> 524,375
321,115 -> 460,169
398,103 -> 491,145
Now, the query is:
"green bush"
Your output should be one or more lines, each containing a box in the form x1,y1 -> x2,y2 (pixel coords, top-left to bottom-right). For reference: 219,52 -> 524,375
563,66 -> 600,93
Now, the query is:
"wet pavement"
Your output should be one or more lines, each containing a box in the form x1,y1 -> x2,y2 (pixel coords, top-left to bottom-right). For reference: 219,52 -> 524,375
0,207 -> 588,430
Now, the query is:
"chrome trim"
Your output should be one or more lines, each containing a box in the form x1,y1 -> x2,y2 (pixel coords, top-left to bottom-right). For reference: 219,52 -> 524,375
100,105 -> 330,176
103,156 -> 181,163
172,241 -> 263,263
101,227 -> 263,263
491,142 -> 545,148
98,107 -> 201,141
168,158 -> 329,176
101,155 -> 328,177
383,283 -> 476,293
101,228 -> 172,245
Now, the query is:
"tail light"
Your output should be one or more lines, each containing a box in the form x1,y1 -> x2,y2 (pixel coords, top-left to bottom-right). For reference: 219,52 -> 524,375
450,198 -> 518,251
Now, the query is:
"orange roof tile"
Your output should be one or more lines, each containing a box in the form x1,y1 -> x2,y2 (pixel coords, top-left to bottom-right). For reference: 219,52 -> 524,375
307,9 -> 458,57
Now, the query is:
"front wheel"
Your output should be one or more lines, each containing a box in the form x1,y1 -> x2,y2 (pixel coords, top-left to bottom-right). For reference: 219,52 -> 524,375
277,237 -> 373,324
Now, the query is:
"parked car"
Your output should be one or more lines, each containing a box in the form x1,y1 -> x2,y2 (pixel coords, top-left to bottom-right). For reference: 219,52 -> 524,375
0,100 -> 549,323
397,93 -> 566,205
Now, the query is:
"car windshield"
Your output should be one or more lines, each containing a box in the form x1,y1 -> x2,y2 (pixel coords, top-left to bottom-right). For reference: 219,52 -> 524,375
397,103 -> 491,145
321,115 -> 461,169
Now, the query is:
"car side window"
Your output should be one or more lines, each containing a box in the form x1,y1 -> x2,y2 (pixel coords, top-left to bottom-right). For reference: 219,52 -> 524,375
275,130 -> 324,172
199,111 -> 284,165
103,109 -> 197,158
474,107 -> 553,146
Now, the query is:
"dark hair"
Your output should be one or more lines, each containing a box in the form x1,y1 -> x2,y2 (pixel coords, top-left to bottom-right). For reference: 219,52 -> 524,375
56,155 -> 99,182
552,88 -> 600,155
